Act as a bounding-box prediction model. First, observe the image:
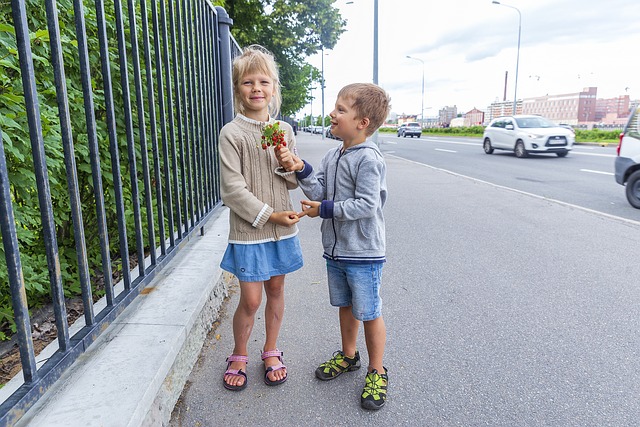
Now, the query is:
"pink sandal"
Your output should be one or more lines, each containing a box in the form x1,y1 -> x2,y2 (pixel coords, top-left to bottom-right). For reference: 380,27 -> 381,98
262,349 -> 287,386
223,354 -> 248,391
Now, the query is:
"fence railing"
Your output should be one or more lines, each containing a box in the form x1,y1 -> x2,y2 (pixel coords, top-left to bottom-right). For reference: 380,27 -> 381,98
0,0 -> 237,424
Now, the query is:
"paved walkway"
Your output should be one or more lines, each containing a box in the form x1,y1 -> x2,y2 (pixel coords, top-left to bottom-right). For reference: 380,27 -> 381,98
169,133 -> 640,426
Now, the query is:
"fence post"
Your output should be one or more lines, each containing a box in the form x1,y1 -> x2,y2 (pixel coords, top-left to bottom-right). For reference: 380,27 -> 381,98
215,6 -> 234,125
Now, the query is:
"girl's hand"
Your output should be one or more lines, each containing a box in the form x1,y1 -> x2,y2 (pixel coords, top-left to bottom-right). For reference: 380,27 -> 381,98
275,146 -> 303,172
298,200 -> 320,218
269,210 -> 300,226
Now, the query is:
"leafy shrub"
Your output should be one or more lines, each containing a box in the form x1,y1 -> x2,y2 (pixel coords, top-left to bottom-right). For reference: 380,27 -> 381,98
1,0 -> 180,339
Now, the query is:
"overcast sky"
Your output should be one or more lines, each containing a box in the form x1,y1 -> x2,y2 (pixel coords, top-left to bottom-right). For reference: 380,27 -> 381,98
303,0 -> 640,120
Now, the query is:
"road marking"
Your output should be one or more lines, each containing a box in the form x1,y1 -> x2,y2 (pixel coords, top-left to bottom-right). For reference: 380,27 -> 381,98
386,153 -> 640,227
580,169 -> 614,176
435,148 -> 457,153
571,151 -> 615,158
431,139 -> 477,146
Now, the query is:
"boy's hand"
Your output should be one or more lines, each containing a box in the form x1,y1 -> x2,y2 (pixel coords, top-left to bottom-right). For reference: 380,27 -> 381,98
298,200 -> 320,218
275,146 -> 303,172
268,210 -> 300,226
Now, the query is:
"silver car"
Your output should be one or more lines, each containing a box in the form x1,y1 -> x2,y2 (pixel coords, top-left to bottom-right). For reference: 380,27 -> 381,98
482,115 -> 575,158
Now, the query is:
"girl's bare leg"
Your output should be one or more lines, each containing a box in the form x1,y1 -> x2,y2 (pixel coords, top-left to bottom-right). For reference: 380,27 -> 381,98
224,280 -> 263,388
263,275 -> 286,382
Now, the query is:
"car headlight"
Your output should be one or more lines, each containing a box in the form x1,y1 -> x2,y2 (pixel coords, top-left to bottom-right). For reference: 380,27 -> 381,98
527,133 -> 544,139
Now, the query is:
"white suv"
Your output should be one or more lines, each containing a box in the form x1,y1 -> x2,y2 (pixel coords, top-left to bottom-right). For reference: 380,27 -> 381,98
482,115 -> 574,158
614,107 -> 640,208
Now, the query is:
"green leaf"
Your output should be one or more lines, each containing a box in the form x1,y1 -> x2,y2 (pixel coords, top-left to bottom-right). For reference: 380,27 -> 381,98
0,24 -> 15,34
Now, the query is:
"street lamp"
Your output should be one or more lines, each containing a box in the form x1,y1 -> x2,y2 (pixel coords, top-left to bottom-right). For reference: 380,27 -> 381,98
345,0 -> 377,83
344,0 -> 380,143
373,0 -> 378,84
406,55 -> 424,128
321,46 -> 325,140
492,1 -> 521,115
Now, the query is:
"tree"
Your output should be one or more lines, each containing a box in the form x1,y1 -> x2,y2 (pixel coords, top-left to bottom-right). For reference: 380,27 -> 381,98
214,0 -> 346,117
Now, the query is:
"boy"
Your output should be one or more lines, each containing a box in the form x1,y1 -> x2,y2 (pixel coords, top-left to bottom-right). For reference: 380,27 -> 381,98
275,83 -> 391,410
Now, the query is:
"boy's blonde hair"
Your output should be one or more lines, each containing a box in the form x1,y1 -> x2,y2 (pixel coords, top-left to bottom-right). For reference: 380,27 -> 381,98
337,83 -> 391,136
232,45 -> 282,117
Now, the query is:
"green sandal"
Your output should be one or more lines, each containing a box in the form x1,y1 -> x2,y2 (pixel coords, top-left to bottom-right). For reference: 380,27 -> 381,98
361,367 -> 388,410
315,350 -> 361,381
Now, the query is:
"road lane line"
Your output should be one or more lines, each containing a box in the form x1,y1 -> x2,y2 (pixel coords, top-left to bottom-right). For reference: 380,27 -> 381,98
581,169 -> 614,176
571,151 -> 615,158
386,153 -> 640,227
435,148 -> 457,153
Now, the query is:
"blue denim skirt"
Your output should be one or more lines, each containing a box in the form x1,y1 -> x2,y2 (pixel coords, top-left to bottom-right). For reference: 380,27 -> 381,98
220,235 -> 303,282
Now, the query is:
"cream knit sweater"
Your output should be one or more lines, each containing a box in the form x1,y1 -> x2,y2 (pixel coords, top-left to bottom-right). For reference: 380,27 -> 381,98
219,114 -> 298,244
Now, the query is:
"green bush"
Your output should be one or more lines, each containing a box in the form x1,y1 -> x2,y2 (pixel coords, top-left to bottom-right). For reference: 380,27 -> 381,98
1,0 -> 179,339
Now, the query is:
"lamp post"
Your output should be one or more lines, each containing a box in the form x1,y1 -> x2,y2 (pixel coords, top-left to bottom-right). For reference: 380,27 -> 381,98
406,55 -> 424,128
321,45 -> 325,140
373,0 -> 378,84
492,1 -> 521,115
344,0 -> 380,142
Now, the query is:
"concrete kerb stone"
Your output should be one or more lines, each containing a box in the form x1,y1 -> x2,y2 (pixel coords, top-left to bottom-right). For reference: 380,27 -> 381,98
14,207 -> 234,427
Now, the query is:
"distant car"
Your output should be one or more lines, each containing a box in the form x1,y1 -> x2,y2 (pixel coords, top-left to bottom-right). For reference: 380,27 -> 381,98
482,115 -> 575,158
325,127 -> 342,141
614,106 -> 640,208
397,122 -> 422,138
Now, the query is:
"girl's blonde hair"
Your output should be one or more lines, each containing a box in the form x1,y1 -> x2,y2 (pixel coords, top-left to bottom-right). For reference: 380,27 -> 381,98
232,45 -> 282,118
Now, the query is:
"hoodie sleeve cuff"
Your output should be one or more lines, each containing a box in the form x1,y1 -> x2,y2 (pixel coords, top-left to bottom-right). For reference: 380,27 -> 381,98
296,160 -> 312,179
319,200 -> 334,218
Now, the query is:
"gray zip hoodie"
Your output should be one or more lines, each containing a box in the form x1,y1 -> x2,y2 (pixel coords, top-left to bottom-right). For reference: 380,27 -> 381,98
297,140 -> 386,263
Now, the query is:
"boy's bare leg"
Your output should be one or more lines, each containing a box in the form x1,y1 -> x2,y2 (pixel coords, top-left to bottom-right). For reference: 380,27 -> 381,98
263,275 -> 286,382
363,316 -> 386,373
225,281 -> 263,387
339,306 -> 360,358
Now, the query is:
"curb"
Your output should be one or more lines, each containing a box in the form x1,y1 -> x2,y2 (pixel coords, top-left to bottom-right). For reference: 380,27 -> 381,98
15,208 -> 233,427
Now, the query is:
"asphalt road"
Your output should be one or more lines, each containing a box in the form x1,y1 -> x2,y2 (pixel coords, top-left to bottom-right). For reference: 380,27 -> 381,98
170,133 -> 640,427
382,133 -> 640,222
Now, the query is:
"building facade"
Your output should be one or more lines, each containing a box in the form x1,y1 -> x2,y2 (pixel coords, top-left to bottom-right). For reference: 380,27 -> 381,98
464,108 -> 485,126
438,105 -> 458,126
485,100 -> 523,122
521,87 -> 597,124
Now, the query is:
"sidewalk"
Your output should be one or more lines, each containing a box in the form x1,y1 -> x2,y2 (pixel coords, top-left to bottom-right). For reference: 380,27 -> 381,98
169,133 -> 640,426
13,207 -> 234,427
14,133 -> 640,426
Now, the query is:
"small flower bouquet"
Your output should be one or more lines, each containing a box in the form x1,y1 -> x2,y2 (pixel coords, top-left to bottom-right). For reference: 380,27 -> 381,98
260,122 -> 286,150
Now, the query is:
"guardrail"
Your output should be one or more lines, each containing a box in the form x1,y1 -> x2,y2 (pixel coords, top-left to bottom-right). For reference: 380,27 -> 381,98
0,1 -> 238,425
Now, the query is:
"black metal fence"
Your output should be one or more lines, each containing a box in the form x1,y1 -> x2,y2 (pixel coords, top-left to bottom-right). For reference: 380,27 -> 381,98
0,0 -> 238,424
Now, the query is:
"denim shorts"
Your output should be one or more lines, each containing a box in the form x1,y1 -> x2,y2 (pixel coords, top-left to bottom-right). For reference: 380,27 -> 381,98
220,236 -> 303,282
326,259 -> 383,321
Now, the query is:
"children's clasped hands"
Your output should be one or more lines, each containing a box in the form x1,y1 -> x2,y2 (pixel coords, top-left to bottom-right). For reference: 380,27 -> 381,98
275,146 -> 319,219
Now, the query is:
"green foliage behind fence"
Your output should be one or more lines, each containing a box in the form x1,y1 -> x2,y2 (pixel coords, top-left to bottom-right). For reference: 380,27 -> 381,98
1,0 -> 173,340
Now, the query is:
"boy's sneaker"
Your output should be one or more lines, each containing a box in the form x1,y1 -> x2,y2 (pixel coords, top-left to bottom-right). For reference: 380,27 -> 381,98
315,350 -> 361,381
360,367 -> 388,410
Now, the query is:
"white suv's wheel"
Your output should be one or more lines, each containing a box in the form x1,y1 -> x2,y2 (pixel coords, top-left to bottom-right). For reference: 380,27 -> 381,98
626,170 -> 640,209
483,138 -> 494,154
515,141 -> 528,158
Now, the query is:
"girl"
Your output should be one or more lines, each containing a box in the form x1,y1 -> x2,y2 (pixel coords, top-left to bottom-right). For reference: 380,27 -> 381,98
218,45 -> 303,391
